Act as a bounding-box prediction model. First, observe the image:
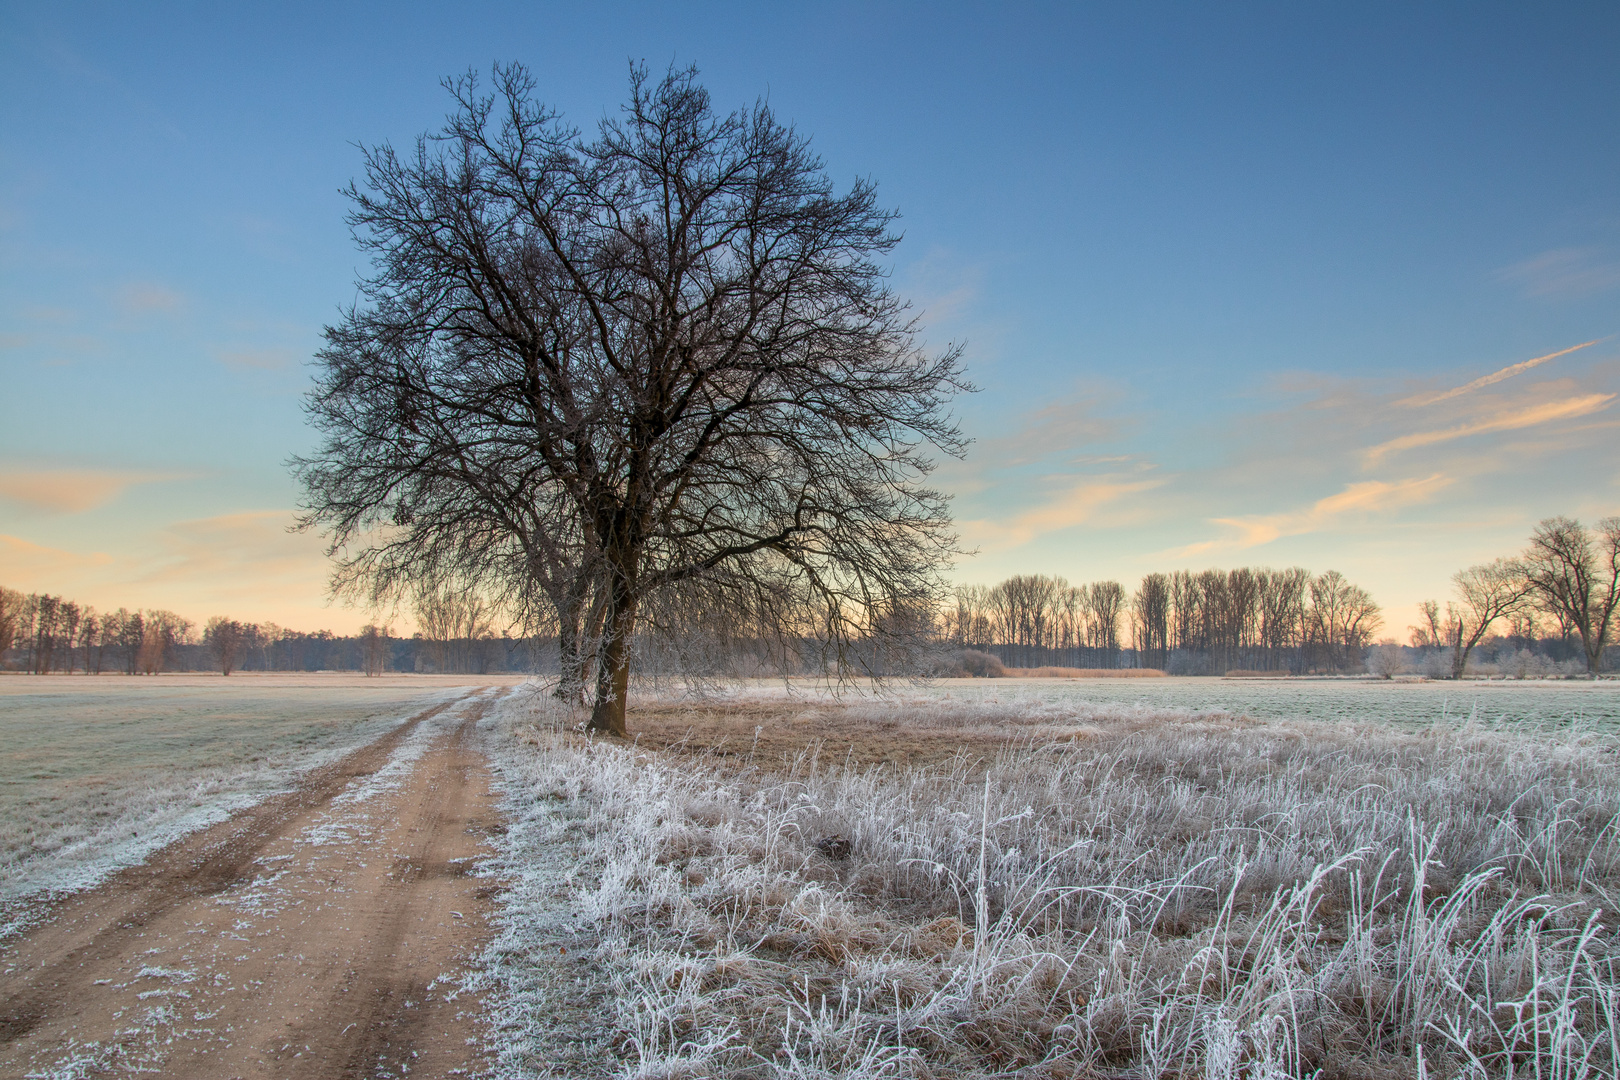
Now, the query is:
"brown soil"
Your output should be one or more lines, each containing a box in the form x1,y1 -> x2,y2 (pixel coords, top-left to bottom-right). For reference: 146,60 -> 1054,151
0,688 -> 509,1078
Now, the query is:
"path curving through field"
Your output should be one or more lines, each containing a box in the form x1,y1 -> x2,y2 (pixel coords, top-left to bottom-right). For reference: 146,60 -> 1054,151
0,687 -> 510,1078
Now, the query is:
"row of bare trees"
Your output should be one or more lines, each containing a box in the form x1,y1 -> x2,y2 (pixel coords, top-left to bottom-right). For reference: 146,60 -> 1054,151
943,567 -> 1382,674
0,587 -> 191,675
1134,568 -> 1381,674
1412,516 -> 1620,678
942,576 -> 1127,667
1,588 -> 509,677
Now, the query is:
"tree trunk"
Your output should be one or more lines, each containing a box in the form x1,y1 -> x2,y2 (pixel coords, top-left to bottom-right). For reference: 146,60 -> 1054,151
588,572 -> 637,738
554,574 -> 587,706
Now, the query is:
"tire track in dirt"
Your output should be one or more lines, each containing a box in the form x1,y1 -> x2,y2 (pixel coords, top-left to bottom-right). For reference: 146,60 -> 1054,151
0,687 -> 511,1078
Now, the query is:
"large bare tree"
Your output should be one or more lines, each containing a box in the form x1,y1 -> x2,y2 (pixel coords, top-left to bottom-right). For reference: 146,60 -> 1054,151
295,64 -> 967,735
1523,516 -> 1620,676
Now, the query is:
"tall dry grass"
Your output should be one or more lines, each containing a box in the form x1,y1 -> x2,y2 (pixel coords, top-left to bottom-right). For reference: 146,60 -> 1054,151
480,690 -> 1620,1078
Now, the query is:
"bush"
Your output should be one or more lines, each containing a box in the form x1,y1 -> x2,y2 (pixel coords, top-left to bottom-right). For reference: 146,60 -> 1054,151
937,648 -> 1007,677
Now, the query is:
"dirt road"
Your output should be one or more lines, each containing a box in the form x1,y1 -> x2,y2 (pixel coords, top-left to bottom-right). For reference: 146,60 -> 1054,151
0,688 -> 508,1078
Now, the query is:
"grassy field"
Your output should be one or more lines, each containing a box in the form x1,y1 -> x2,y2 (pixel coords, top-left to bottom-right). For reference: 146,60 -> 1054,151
0,673 -> 523,924
479,685 -> 1620,1079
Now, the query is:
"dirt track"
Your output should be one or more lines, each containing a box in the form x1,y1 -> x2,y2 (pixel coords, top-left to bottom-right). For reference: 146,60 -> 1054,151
0,688 -> 508,1078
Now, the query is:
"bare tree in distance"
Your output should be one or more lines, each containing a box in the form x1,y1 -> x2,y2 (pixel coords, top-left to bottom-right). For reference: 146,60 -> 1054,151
359,624 -> 391,676
79,608 -> 98,675
295,63 -> 969,735
1086,580 -> 1125,663
1367,640 -> 1404,679
1133,573 -> 1170,670
0,586 -> 21,664
1429,558 -> 1533,679
138,611 -> 191,675
1409,599 -> 1444,649
205,617 -> 248,676
413,579 -> 497,674
1523,516 -> 1620,676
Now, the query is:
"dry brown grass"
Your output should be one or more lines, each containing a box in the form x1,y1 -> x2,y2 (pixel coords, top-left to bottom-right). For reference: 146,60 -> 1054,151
625,698 -> 1022,769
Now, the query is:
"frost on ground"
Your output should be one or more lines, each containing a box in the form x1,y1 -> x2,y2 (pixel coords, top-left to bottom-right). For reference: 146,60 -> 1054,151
475,686 -> 1620,1079
0,690 -> 498,1080
0,681 -> 465,938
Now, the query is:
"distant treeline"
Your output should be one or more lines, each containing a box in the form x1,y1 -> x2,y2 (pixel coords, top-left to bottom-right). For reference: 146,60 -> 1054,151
944,568 -> 1382,675
6,511 -> 1614,680
0,587 -> 549,675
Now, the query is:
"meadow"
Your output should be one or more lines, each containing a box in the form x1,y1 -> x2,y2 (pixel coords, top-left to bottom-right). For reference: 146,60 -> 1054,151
477,681 -> 1620,1079
0,673 -> 518,928
928,676 -> 1620,730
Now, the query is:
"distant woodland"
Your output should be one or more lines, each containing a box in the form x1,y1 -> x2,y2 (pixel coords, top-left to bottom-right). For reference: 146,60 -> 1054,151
2,517 -> 1613,680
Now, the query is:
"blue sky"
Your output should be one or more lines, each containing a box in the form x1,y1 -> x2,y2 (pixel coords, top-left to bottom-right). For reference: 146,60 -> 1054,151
2,2 -> 1617,634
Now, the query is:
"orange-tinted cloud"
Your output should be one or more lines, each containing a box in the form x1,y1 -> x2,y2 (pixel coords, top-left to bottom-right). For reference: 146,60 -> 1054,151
0,469 -> 182,513
962,475 -> 1165,549
0,533 -> 115,578
1170,473 -> 1452,557
1363,393 -> 1616,464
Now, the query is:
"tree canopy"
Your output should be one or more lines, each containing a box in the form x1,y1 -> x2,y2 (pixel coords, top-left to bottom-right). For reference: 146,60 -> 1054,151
294,63 -> 969,733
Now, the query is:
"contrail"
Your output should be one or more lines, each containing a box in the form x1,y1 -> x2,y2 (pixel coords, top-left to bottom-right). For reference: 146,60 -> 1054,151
1403,339 -> 1604,406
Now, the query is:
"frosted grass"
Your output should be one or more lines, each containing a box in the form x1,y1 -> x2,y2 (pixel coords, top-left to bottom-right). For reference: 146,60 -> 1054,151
922,675 -> 1620,730
477,686 -> 1620,1078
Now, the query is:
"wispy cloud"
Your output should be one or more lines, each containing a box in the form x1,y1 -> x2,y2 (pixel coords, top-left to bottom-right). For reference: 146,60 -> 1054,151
0,533 -> 114,576
143,511 -> 331,587
1170,474 -> 1453,557
214,347 -> 298,372
982,396 -> 1120,467
1500,248 -> 1620,299
1363,393 -> 1617,464
115,281 -> 185,314
1400,340 -> 1602,407
900,246 -> 985,326
0,469 -> 184,513
23,306 -> 77,324
963,475 -> 1165,549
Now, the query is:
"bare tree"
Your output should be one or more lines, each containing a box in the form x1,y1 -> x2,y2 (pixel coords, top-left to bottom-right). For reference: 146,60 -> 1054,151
1306,571 -> 1382,673
1439,558 -> 1532,679
111,610 -> 143,675
1409,599 -> 1443,649
1523,516 -> 1620,676
1133,573 -> 1170,670
1367,640 -> 1404,679
138,611 -> 191,675
1259,568 -> 1307,672
205,617 -> 248,675
296,64 -> 967,735
359,624 -> 391,676
1087,580 -> 1125,665
413,579 -> 497,674
79,609 -> 98,675
0,585 -> 21,666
